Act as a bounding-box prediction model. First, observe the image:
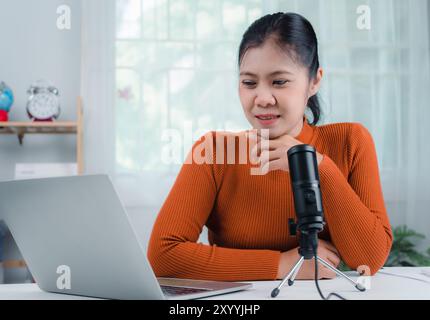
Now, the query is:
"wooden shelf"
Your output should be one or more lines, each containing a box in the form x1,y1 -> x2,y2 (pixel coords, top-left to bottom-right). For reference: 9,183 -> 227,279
0,97 -> 84,174
0,121 -> 78,127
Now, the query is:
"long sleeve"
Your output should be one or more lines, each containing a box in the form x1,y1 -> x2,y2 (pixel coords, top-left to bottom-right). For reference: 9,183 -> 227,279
148,120 -> 393,281
318,123 -> 393,275
147,132 -> 282,281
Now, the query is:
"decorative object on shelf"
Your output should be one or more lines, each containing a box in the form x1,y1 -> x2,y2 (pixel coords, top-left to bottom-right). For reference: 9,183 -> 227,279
0,97 -> 84,174
0,110 -> 7,122
26,80 -> 61,121
0,81 -> 14,122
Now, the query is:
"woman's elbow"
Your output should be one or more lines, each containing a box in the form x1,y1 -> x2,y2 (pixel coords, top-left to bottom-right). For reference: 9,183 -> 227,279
344,233 -> 393,276
343,253 -> 387,276
147,244 -> 163,276
147,237 -> 181,278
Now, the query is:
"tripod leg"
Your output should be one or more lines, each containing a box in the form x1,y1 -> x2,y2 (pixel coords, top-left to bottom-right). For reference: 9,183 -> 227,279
271,256 -> 305,298
316,256 -> 366,291
287,257 -> 305,286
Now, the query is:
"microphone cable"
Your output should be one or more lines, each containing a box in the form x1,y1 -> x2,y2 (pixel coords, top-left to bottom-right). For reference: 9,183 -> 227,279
312,244 -> 347,300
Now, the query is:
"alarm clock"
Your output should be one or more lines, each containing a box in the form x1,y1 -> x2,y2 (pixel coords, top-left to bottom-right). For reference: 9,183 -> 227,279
26,81 -> 61,121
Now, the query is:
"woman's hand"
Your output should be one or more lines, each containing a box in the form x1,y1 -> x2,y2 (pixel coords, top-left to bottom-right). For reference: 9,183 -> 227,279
276,239 -> 341,280
248,130 -> 323,173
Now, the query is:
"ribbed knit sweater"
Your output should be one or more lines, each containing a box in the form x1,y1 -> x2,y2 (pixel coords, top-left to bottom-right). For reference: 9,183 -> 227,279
147,117 -> 393,281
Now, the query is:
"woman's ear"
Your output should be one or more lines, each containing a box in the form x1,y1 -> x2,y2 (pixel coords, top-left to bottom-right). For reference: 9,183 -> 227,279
308,67 -> 323,97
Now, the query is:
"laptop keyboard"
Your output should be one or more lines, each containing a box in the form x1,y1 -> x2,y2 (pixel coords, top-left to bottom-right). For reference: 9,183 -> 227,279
161,285 -> 212,296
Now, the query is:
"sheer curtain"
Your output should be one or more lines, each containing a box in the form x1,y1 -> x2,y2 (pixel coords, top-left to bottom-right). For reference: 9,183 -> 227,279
81,0 -> 116,176
273,0 -> 430,248
82,0 -> 430,246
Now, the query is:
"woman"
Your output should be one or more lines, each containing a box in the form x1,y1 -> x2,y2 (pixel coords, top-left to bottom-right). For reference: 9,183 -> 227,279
148,12 -> 392,281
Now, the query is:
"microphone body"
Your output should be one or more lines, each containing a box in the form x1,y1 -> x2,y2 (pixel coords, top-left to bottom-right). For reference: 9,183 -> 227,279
271,144 -> 365,298
287,144 -> 324,258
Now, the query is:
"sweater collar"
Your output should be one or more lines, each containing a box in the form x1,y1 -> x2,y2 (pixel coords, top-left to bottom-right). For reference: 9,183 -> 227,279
293,116 -> 315,144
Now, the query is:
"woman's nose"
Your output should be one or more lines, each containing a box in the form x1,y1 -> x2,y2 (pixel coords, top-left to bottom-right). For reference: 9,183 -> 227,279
254,89 -> 276,107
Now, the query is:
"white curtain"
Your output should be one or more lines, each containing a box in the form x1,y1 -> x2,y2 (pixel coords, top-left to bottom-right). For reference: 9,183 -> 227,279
274,0 -> 430,249
81,0 -> 116,176
403,1 -> 430,249
81,0 -> 430,246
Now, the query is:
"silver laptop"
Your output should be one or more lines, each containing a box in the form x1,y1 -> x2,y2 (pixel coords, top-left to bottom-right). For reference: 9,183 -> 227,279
0,174 -> 252,300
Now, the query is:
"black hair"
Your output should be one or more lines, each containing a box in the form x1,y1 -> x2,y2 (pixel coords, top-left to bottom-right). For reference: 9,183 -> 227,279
238,12 -> 322,125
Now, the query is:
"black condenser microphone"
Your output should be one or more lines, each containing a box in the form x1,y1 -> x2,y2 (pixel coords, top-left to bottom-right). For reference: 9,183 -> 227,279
287,144 -> 324,256
271,144 -> 365,299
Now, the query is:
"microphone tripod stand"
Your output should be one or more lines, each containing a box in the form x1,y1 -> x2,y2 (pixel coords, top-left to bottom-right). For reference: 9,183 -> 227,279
271,226 -> 366,298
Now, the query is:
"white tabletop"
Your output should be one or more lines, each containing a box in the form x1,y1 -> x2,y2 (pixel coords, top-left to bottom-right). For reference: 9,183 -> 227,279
0,267 -> 429,300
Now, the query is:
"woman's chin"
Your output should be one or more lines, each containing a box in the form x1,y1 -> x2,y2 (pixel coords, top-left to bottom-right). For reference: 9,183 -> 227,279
253,125 -> 282,139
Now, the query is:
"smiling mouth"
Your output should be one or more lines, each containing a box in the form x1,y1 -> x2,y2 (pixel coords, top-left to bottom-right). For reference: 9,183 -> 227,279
255,115 -> 281,120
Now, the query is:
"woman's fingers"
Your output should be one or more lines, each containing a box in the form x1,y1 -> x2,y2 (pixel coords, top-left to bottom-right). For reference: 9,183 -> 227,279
259,149 -> 285,164
318,239 -> 339,256
315,258 -> 337,279
250,140 -> 277,158
316,240 -> 341,273
296,258 -> 336,280
319,266 -> 336,279
323,250 -> 341,268
317,242 -> 340,269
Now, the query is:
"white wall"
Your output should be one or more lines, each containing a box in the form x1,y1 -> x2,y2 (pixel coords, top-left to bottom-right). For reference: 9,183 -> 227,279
0,0 -> 81,180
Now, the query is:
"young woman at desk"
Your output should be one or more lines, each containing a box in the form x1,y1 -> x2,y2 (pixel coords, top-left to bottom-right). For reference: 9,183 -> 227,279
148,12 -> 393,281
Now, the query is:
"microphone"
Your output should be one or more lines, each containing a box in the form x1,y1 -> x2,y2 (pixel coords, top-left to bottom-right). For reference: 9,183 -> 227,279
287,144 -> 324,255
271,144 -> 365,299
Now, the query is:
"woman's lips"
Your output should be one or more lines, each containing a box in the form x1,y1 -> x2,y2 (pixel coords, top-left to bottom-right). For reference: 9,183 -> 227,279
255,114 -> 280,126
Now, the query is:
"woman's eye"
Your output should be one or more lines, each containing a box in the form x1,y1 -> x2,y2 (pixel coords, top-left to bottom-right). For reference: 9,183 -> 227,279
242,81 -> 256,87
273,80 -> 289,86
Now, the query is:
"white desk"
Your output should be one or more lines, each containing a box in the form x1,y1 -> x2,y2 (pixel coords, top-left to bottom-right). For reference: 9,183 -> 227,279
0,267 -> 429,300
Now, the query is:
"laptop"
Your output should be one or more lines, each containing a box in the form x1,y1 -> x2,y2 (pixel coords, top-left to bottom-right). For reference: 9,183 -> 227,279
0,174 -> 252,300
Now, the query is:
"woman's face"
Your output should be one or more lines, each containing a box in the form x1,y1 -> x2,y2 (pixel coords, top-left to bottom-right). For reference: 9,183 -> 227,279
238,39 -> 322,139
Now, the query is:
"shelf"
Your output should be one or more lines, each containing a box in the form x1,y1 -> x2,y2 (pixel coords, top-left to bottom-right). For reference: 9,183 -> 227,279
0,122 -> 78,138
0,121 -> 78,127
0,97 -> 84,174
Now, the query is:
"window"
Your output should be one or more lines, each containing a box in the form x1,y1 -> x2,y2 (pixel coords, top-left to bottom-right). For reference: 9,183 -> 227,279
116,0 -> 263,175
114,0 -> 430,214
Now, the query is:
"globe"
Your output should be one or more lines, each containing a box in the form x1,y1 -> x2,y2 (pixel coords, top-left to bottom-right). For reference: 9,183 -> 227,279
0,81 -> 14,112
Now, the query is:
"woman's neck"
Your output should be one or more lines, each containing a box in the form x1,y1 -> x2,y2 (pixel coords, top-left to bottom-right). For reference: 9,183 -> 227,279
288,117 -> 304,138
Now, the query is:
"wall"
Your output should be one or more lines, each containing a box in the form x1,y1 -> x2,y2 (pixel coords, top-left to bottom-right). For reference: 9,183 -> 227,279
0,0 -> 81,180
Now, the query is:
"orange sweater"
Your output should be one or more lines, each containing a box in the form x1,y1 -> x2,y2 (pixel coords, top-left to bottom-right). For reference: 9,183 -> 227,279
147,117 -> 393,281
